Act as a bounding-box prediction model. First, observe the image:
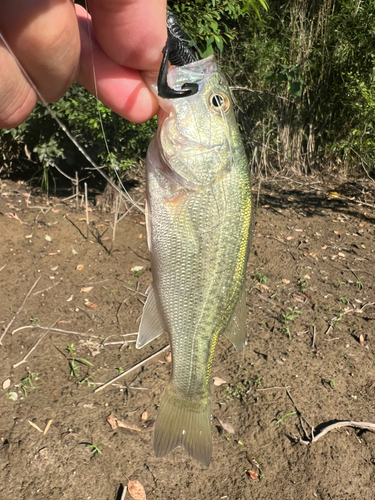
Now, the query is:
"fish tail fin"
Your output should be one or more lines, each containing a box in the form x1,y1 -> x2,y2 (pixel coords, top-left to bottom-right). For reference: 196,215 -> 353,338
154,382 -> 212,467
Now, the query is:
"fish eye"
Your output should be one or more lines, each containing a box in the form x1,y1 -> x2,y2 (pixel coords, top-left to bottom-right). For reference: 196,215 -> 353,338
208,91 -> 230,114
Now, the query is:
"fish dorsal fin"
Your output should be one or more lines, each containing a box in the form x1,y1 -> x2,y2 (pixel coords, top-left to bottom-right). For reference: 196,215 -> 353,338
136,284 -> 165,349
224,286 -> 247,352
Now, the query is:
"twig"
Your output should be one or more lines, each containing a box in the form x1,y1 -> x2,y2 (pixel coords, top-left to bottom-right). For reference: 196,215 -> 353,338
75,171 -> 79,209
257,386 -> 290,391
0,264 -> 7,273
111,195 -> 120,250
94,344 -> 170,393
0,276 -> 41,345
13,320 -> 58,368
124,285 -> 147,298
28,420 -> 43,433
256,179 -> 262,212
346,265 -> 360,283
117,195 -> 144,223
103,340 -> 136,346
311,325 -> 316,349
12,325 -> 98,338
300,420 -> 375,445
52,162 -> 75,182
286,389 -> 314,441
120,485 -> 127,500
95,383 -> 149,391
116,298 -> 129,334
325,302 -> 375,334
43,419 -> 53,435
127,246 -> 150,262
84,182 -> 89,239
33,281 -> 61,295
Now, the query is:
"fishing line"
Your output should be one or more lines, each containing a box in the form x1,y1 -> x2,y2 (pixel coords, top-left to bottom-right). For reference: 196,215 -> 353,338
0,21 -> 144,214
83,1 -> 144,214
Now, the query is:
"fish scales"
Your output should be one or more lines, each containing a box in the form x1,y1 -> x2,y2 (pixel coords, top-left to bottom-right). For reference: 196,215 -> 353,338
139,55 -> 252,466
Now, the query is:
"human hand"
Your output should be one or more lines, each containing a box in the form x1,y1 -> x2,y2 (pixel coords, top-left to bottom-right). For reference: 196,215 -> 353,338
0,0 -> 167,129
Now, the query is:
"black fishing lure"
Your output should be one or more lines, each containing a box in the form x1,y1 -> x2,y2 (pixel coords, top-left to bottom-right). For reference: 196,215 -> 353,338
157,11 -> 199,99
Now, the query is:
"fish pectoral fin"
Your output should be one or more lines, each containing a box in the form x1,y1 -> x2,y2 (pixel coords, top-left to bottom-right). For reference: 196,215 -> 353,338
223,286 -> 247,352
136,284 -> 165,349
154,382 -> 212,467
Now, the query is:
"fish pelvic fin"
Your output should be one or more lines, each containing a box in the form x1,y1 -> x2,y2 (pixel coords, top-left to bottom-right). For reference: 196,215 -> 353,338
224,285 -> 247,352
136,284 -> 165,349
154,382 -> 212,467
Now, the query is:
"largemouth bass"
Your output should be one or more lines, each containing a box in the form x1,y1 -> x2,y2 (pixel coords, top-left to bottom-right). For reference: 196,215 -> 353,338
138,55 -> 252,466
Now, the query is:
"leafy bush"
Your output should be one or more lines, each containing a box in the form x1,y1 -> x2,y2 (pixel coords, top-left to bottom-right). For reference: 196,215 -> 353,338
0,83 -> 156,177
3,0 -> 375,180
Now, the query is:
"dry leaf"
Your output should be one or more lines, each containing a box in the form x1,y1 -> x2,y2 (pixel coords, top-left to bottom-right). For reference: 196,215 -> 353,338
321,245 -> 327,250
107,413 -> 117,430
247,470 -> 259,480
2,378 -> 11,390
213,377 -> 227,386
80,286 -> 93,293
131,266 -> 143,273
334,230 -> 340,235
359,334 -> 365,347
128,480 -> 146,500
282,279 -> 290,284
304,274 -> 311,280
218,418 -> 235,434
293,293 -> 307,303
165,352 -> 172,363
141,411 -> 148,421
76,264 -> 84,271
84,301 -> 98,308
117,420 -> 142,432
256,282 -> 270,293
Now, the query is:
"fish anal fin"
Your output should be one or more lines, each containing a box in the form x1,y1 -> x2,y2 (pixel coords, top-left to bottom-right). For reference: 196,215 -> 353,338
136,284 -> 165,349
154,382 -> 212,467
224,286 -> 247,352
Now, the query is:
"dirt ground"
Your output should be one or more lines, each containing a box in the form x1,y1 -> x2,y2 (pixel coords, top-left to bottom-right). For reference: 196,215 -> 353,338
1,172 -> 375,500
